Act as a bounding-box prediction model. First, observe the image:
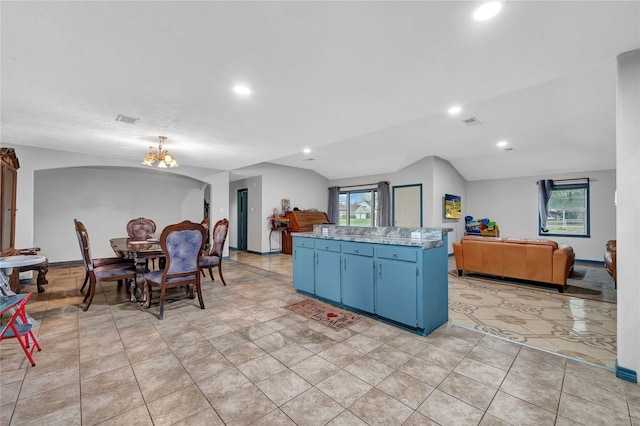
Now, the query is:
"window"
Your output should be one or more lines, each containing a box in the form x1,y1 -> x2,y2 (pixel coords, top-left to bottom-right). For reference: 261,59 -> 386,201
339,189 -> 378,226
539,182 -> 590,237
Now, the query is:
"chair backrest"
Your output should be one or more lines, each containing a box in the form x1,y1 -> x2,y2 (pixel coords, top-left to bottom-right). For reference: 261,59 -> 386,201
74,219 -> 94,272
127,217 -> 156,241
160,221 -> 206,279
209,219 -> 229,258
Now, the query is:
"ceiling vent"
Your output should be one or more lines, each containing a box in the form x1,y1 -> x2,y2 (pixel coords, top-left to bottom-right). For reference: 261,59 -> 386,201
461,117 -> 481,126
115,114 -> 139,124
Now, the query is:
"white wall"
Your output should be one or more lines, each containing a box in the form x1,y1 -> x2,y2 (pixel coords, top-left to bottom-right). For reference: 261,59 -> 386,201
466,169 -> 616,261
616,49 -> 640,378
7,144 -> 230,261
432,156 -> 467,250
229,163 -> 329,253
330,156 -> 467,253
35,167 -> 204,261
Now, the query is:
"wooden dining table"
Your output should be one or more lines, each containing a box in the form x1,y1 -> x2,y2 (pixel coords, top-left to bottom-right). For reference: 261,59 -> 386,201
109,238 -> 163,307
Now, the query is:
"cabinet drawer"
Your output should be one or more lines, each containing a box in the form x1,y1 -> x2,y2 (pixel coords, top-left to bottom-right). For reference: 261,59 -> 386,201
316,240 -> 341,252
376,246 -> 417,262
294,238 -> 315,249
341,242 -> 374,257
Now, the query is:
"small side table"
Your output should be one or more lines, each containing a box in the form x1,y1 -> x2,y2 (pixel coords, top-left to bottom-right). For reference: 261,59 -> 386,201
269,227 -> 288,252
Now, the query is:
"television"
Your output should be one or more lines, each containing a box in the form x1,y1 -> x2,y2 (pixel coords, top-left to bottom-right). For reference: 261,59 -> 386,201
444,194 -> 461,219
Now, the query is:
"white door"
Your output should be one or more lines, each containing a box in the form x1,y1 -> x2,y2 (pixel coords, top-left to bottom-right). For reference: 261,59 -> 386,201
393,185 -> 422,227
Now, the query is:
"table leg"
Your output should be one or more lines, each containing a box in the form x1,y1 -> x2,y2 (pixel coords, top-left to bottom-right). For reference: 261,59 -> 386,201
130,260 -> 148,303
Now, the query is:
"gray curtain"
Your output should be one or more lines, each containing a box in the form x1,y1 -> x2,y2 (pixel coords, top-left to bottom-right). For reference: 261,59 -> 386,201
538,179 -> 554,232
377,181 -> 391,227
327,186 -> 340,224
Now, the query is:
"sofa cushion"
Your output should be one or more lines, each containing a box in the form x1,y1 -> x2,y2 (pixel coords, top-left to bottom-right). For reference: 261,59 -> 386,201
503,238 -> 558,249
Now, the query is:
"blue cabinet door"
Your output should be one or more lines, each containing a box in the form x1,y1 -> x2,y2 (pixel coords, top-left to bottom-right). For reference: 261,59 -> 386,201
342,253 -> 375,312
376,258 -> 418,327
315,250 -> 341,302
293,244 -> 315,293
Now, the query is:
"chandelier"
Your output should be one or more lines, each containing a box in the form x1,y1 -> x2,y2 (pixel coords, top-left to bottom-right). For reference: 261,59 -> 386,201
142,136 -> 179,168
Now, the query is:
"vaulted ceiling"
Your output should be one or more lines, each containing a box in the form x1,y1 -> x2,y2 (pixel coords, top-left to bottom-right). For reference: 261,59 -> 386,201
2,1 -> 638,181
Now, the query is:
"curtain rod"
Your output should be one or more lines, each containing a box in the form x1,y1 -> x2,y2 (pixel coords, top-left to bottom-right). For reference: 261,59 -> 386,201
339,181 -> 389,189
537,177 -> 589,184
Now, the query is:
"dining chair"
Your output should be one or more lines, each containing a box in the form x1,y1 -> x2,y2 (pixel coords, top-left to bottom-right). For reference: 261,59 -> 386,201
0,293 -> 41,366
126,217 -> 160,269
126,217 -> 157,240
199,218 -> 229,286
200,218 -> 210,252
143,220 -> 206,320
74,219 -> 136,311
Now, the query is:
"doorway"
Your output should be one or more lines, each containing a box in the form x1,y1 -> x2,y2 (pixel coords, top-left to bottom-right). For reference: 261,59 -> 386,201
393,184 -> 422,227
237,189 -> 248,250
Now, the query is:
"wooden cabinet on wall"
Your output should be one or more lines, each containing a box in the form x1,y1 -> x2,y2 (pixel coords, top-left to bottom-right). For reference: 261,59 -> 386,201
1,148 -> 20,292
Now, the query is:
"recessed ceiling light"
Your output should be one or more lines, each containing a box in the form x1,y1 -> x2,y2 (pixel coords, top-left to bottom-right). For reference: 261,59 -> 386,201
448,106 -> 462,115
474,2 -> 502,21
233,85 -> 252,95
496,140 -> 508,147
303,148 -> 311,154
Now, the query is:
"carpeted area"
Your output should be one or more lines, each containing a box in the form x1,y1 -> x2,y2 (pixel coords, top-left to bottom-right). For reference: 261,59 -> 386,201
449,263 -> 617,303
284,298 -> 362,330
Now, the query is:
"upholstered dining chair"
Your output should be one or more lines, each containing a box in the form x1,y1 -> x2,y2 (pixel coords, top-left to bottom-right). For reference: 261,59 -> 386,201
126,217 -> 160,269
143,220 -> 206,320
126,217 -> 156,240
74,219 -> 136,311
200,218 -> 210,252
200,218 -> 229,286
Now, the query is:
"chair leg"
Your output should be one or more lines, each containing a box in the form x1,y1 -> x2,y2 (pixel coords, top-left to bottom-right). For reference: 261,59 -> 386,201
16,330 -> 40,366
83,278 -> 96,311
208,267 -> 215,282
200,269 -> 205,277
196,282 -> 205,310
80,271 -> 89,292
159,286 -> 166,320
218,265 -> 227,286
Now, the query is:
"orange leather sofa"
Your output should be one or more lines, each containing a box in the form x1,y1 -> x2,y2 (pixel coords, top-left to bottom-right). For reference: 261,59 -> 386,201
453,235 -> 575,292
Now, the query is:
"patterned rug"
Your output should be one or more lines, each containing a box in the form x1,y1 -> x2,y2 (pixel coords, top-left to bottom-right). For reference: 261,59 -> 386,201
284,299 -> 362,330
449,268 -> 617,303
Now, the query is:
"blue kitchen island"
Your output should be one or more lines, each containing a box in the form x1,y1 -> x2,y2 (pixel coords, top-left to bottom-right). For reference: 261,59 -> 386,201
292,225 -> 452,336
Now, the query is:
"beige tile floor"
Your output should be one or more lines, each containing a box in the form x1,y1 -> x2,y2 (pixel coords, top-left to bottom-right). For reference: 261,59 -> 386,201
1,252 -> 638,425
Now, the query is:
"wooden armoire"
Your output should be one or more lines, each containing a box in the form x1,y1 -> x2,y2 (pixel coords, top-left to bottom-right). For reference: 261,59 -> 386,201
1,147 -> 20,291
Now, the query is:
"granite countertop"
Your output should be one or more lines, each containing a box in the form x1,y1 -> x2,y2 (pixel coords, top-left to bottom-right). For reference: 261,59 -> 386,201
292,232 -> 445,249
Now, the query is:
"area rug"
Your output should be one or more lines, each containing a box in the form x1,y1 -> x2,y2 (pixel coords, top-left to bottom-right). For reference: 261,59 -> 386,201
449,268 -> 617,304
284,299 -> 362,330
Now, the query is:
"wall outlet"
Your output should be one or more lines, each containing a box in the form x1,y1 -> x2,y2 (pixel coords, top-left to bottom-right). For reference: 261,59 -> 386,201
411,232 -> 421,239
